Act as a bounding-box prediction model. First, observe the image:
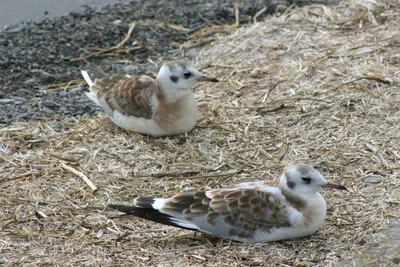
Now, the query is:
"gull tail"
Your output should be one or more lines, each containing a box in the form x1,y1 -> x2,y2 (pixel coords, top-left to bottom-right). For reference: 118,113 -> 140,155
108,197 -> 200,231
81,63 -> 107,87
81,64 -> 107,106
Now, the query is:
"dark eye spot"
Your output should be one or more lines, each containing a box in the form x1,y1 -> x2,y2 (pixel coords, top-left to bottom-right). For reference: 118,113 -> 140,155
170,76 -> 178,83
302,177 -> 311,184
287,180 -> 295,189
183,72 -> 191,79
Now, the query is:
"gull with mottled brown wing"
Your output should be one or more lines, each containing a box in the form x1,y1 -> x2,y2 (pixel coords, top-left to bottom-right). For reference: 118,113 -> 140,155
107,164 -> 347,243
81,60 -> 218,136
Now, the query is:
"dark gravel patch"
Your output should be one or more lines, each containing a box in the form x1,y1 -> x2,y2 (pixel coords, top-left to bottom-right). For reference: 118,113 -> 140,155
0,0 -> 333,126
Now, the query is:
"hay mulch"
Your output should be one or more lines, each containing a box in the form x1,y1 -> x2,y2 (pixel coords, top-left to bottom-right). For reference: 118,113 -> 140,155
1,0 -> 399,266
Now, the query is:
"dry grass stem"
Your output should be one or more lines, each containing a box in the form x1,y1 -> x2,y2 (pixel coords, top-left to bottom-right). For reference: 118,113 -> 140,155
60,162 -> 98,192
70,22 -> 136,62
234,2 -> 240,26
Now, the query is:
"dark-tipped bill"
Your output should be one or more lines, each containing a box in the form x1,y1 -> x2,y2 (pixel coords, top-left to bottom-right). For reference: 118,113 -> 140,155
197,75 -> 219,82
323,181 -> 348,191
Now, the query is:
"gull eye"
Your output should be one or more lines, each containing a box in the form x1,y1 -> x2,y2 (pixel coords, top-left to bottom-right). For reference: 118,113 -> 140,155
302,177 -> 311,184
183,72 -> 192,79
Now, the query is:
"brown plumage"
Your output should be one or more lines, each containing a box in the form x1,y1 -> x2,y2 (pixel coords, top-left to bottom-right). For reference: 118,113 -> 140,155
108,164 -> 347,243
81,61 -> 219,136
94,75 -> 157,119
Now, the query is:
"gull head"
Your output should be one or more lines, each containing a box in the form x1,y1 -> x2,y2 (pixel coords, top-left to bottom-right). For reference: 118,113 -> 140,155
157,60 -> 218,94
279,164 -> 347,195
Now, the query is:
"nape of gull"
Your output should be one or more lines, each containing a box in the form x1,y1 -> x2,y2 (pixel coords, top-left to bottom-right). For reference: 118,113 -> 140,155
108,164 -> 347,243
81,60 -> 218,137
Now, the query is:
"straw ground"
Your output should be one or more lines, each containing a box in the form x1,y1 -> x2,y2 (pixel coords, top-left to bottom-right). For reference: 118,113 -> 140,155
1,0 -> 399,266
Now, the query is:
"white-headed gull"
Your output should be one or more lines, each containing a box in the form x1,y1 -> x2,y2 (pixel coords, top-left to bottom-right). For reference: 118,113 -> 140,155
108,164 -> 347,243
81,60 -> 218,136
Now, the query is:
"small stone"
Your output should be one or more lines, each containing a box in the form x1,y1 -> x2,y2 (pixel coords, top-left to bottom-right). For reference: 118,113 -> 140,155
12,96 -> 27,102
69,87 -> 84,93
31,69 -> 54,78
123,65 -> 140,76
113,19 -> 122,25
96,9 -> 108,15
6,26 -> 24,33
184,48 -> 197,57
41,106 -> 54,114
24,78 -> 39,84
361,175 -> 383,183
392,257 -> 400,265
43,100 -> 59,107
0,99 -> 15,104
60,55 -> 71,61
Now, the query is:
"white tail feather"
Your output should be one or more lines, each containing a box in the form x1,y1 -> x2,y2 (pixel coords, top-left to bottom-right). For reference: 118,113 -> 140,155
84,92 -> 100,106
169,217 -> 200,230
151,198 -> 168,210
81,70 -> 93,87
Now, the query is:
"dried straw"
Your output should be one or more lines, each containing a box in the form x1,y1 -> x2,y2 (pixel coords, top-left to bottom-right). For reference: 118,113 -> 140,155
1,0 -> 399,266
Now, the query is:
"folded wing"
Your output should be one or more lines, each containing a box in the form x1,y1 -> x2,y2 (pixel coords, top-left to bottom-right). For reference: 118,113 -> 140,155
109,188 -> 291,241
81,63 -> 158,120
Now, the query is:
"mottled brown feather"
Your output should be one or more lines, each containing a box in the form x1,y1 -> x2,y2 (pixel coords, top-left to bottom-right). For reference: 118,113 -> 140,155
202,198 -> 211,205
206,212 -> 220,226
161,188 -> 292,239
189,202 -> 208,213
94,75 -> 158,119
224,191 -> 243,200
134,196 -> 155,209
194,192 -> 207,199
238,195 -> 252,205
281,190 -> 307,211
227,199 -> 240,211
172,192 -> 200,204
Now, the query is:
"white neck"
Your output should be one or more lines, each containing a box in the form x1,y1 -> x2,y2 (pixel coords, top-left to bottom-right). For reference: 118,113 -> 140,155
159,85 -> 191,103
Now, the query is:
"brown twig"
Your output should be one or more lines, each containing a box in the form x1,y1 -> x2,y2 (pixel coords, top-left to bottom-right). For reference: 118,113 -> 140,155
0,169 -> 39,184
0,154 -> 20,167
184,169 -> 245,180
365,144 -> 390,168
70,22 -> 136,62
257,104 -> 289,114
34,80 -> 86,91
361,73 -> 391,84
277,145 -> 289,164
234,2 -> 240,26
253,6 -> 267,24
180,39 -> 215,56
0,77 -> 11,91
344,74 -> 391,85
274,96 -> 333,104
60,162 -> 98,192
135,170 -> 201,178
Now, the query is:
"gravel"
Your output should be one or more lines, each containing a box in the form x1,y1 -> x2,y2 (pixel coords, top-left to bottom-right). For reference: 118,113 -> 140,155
0,0 -> 286,126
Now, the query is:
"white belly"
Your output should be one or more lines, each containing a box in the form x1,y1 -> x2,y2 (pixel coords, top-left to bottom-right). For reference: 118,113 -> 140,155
109,93 -> 198,137
111,111 -> 169,137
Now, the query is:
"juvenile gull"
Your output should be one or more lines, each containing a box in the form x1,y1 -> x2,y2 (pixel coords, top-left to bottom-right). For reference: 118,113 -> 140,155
108,164 -> 347,243
81,61 -> 218,136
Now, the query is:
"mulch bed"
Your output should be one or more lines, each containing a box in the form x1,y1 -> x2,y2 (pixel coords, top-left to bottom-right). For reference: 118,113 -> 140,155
1,0 -> 399,266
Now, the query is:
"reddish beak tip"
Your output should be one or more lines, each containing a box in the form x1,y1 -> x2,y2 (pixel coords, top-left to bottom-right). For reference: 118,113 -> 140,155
323,181 -> 348,191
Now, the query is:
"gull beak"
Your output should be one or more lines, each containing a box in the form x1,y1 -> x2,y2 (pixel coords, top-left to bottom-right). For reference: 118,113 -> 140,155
197,75 -> 219,82
322,181 -> 348,191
